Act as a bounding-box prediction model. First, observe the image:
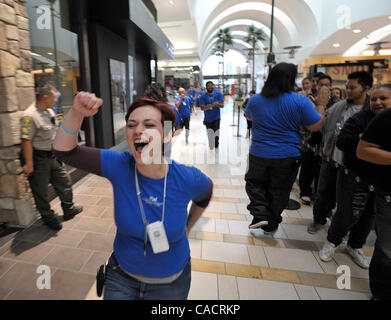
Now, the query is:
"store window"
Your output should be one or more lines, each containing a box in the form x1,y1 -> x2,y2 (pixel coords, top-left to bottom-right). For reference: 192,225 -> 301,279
109,58 -> 127,145
27,0 -> 84,143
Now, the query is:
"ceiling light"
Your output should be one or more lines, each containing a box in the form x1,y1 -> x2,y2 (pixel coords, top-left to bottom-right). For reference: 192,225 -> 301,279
388,16 -> 391,20
47,52 -> 53,55
362,49 -> 391,56
169,0 -> 174,4
333,43 -> 341,48
174,51 -> 193,55
353,29 -> 362,33
173,42 -> 195,50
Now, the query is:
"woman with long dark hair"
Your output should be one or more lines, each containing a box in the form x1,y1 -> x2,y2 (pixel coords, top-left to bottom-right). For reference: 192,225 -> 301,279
245,63 -> 328,233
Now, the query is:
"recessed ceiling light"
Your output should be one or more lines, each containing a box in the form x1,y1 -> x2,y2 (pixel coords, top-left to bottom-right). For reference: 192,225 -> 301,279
353,29 -> 362,33
169,0 -> 174,4
333,43 -> 341,48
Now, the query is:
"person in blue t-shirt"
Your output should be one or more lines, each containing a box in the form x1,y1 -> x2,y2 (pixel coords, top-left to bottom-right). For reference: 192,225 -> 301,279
186,86 -> 195,101
144,83 -> 183,157
244,62 -> 327,233
52,95 -> 213,300
199,81 -> 224,150
175,88 -> 197,144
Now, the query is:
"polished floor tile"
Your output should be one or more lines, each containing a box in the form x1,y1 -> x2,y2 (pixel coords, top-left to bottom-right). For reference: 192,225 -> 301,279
315,287 -> 371,300
225,263 -> 261,279
281,224 -> 328,242
218,274 -> 239,300
202,240 -> 250,265
191,258 -> 225,274
189,239 -> 202,259
247,245 -> 269,267
260,267 -> 300,284
297,271 -> 338,289
192,217 -> 215,233
215,219 -> 230,234
195,231 -> 224,242
294,284 -> 320,300
237,277 -> 299,300
188,271 -> 218,300
207,201 -> 237,213
264,247 -> 324,273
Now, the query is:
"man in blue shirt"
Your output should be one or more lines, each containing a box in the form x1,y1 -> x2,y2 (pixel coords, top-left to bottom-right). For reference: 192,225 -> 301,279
175,88 -> 197,144
199,81 -> 224,150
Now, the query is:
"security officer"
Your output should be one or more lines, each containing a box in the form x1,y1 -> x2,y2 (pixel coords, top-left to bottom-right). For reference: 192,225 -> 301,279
20,82 -> 82,230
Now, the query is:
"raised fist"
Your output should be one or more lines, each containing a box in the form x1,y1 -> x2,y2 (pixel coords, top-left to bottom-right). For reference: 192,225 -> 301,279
316,86 -> 331,106
72,92 -> 103,117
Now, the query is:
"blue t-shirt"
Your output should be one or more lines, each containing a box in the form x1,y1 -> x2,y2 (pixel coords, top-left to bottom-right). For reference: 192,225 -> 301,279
245,92 -> 321,159
199,89 -> 224,123
100,150 -> 211,277
175,96 -> 192,119
169,103 -> 183,127
186,89 -> 196,100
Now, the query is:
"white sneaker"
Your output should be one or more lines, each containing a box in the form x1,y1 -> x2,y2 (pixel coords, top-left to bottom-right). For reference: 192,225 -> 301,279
319,241 -> 336,262
346,246 -> 370,269
300,196 -> 311,205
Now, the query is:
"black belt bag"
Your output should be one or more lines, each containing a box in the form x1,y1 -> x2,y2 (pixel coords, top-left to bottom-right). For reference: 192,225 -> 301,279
96,263 -> 107,297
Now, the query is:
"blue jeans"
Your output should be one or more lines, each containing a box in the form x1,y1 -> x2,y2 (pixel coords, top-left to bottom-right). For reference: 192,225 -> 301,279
369,195 -> 391,300
103,254 -> 191,300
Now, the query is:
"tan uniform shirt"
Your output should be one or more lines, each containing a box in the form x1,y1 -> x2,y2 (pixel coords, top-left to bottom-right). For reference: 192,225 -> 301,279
20,104 -> 58,151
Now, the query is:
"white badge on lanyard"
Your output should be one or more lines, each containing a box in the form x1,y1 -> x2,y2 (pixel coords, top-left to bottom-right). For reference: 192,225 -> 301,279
135,162 -> 170,256
146,221 -> 169,254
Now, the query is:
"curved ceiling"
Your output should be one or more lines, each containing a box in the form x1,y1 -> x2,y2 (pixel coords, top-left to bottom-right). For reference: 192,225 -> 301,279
152,0 -> 391,66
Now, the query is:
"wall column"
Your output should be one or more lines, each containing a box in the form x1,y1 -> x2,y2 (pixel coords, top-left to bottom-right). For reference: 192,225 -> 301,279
0,0 -> 36,227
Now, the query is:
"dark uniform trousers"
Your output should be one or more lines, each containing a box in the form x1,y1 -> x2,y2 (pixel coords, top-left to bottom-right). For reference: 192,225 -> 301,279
28,150 -> 74,220
245,154 -> 301,228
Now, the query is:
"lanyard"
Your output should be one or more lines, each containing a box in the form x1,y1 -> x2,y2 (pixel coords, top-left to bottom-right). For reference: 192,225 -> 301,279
134,162 -> 168,256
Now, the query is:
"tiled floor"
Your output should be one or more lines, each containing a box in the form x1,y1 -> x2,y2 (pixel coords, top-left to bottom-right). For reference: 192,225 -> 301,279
0,99 -> 374,300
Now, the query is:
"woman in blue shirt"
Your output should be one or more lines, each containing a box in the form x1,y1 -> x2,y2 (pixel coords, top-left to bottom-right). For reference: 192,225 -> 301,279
52,94 -> 213,300
245,63 -> 326,233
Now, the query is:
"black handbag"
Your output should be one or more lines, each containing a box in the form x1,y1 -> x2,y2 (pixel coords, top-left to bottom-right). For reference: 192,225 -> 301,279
96,264 -> 106,297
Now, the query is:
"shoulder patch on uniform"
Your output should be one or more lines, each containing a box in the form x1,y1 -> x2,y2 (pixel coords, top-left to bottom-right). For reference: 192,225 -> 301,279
22,117 -> 33,127
22,128 -> 29,135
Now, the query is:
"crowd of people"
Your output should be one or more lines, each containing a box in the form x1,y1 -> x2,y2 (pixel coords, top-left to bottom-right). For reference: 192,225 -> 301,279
243,63 -> 390,300
19,62 -> 390,300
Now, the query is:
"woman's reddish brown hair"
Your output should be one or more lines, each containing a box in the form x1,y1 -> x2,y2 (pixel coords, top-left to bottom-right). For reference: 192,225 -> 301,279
125,98 -> 176,129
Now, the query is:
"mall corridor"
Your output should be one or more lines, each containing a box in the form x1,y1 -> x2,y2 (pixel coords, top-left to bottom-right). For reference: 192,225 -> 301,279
0,100 -> 373,300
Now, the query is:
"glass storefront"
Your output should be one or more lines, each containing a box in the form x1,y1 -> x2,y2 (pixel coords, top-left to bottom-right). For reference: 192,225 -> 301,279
109,58 -> 127,145
26,0 -> 85,143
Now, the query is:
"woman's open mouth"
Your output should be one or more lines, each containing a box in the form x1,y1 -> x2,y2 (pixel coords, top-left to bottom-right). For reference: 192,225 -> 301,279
134,141 -> 149,153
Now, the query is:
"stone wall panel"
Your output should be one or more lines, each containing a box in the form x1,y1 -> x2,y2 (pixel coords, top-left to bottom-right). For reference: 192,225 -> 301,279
0,111 -> 22,147
0,76 -> 18,112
